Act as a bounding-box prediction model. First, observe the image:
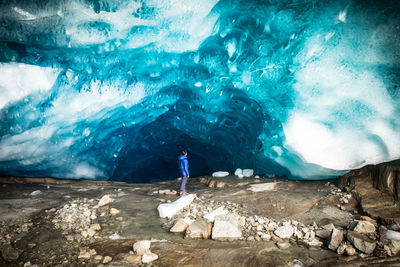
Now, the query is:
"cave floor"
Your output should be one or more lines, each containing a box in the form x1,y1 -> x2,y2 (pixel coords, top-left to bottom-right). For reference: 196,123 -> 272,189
0,176 -> 399,266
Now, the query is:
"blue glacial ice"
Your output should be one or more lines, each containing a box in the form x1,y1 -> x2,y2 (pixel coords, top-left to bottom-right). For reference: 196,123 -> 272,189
0,0 -> 399,182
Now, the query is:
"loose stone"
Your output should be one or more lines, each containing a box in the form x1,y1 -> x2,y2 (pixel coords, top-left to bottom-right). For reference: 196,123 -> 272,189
142,251 -> 158,263
103,256 -> 112,264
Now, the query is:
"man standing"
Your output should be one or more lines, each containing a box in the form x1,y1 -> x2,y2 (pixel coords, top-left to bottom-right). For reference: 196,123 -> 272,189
179,150 -> 189,196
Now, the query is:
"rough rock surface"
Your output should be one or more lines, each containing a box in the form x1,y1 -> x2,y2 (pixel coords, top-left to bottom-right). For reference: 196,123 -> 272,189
211,214 -> 242,240
185,219 -> 212,239
353,220 -> 376,234
170,219 -> 189,233
339,161 -> 400,225
328,228 -> 343,251
347,231 -> 376,254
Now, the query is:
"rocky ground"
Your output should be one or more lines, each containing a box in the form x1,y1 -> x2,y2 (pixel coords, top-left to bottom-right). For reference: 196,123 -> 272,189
1,164 -> 400,266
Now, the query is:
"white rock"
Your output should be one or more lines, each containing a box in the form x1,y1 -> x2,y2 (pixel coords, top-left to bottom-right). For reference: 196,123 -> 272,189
212,171 -> 229,178
203,207 -> 229,222
237,174 -> 244,179
274,225 -> 294,239
293,259 -> 304,267
261,233 -> 271,240
30,190 -> 41,196
103,256 -> 112,264
277,242 -> 290,249
142,251 -> 158,263
302,239 -> 323,247
257,218 -> 266,224
254,175 -> 260,179
234,168 -> 243,176
212,214 -> 242,240
157,194 -> 195,218
133,240 -> 151,255
242,169 -> 254,177
247,182 -> 278,192
97,194 -> 114,207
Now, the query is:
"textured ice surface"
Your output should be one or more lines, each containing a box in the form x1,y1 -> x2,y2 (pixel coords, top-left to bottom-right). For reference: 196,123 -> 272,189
157,194 -> 195,218
0,0 -> 399,181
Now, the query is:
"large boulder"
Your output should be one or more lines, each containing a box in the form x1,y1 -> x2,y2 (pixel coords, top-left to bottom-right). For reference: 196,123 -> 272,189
274,225 -> 294,239
347,231 -> 376,254
211,214 -> 242,240
157,194 -> 194,218
185,219 -> 212,239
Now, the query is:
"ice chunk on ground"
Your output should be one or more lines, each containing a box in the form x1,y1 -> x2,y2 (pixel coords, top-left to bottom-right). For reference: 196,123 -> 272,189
234,168 -> 243,176
157,194 -> 195,218
385,230 -> 400,241
242,169 -> 254,177
212,171 -> 229,178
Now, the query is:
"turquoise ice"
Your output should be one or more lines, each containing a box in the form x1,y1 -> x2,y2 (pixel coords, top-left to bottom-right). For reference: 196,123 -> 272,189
0,0 -> 399,181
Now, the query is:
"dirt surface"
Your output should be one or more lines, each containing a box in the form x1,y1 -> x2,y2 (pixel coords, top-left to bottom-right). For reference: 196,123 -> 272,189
0,176 -> 399,266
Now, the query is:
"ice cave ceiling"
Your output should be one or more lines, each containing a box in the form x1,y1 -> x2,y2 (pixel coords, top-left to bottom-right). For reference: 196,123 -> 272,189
0,0 -> 399,182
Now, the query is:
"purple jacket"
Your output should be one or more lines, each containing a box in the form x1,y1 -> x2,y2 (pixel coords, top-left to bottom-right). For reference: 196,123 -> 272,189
179,155 -> 189,177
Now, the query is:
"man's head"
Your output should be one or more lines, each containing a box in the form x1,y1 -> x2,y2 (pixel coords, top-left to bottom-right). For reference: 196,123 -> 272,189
182,150 -> 187,156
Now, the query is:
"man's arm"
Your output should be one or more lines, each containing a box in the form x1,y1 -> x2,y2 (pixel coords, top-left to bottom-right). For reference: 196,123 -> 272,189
185,159 -> 190,177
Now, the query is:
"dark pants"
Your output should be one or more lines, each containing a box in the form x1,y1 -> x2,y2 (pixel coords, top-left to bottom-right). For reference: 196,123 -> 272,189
180,175 -> 187,192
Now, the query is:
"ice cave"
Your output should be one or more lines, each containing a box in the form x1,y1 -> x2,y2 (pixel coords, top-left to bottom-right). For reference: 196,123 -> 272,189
0,0 -> 399,182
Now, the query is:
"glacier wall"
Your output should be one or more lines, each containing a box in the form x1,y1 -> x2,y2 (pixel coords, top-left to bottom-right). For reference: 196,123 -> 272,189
0,0 -> 399,181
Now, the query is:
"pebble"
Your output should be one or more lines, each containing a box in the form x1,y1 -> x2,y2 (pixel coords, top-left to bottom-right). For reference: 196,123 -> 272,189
345,246 -> 356,256
110,208 -> 121,216
142,251 -> 158,263
94,255 -> 103,261
103,256 -> 112,264
91,224 -> 101,231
